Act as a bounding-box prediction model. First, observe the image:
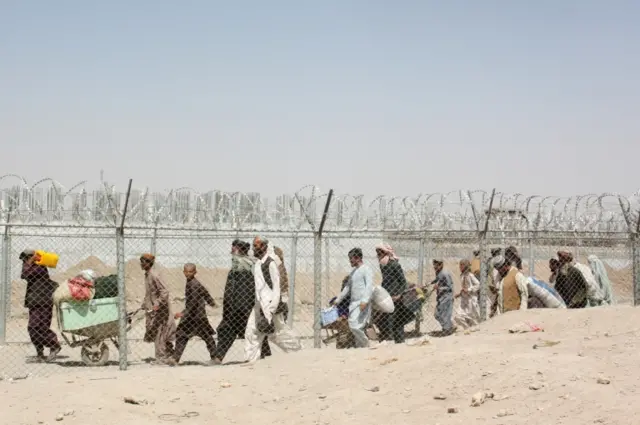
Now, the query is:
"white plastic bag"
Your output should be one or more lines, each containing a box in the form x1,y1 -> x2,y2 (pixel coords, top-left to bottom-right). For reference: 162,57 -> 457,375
372,285 -> 395,313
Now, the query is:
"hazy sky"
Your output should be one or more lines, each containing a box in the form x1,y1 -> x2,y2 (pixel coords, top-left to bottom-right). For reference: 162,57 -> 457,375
2,1 -> 639,199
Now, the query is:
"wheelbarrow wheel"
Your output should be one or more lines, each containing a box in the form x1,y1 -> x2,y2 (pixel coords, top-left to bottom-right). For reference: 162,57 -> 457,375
81,341 -> 110,367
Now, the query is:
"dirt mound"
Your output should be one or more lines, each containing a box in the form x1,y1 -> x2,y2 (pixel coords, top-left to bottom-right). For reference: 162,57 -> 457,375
50,255 -> 113,282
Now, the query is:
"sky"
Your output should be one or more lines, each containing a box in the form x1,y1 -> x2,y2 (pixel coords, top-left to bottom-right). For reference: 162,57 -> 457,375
1,1 -> 639,199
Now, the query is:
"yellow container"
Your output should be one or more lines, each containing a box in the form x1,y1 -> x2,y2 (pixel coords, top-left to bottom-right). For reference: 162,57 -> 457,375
35,250 -> 59,268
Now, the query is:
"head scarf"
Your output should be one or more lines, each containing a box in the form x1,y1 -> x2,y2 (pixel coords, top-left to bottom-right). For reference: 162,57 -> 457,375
376,243 -> 398,265
557,251 -> 573,264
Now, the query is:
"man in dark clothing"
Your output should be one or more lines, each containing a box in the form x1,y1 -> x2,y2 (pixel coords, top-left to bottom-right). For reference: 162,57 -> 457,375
375,244 -> 413,343
19,249 -> 61,362
173,263 -> 217,364
554,251 -> 588,308
212,240 -> 271,364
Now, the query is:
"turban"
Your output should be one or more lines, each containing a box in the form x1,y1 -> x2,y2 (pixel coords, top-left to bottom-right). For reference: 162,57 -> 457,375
557,251 -> 573,263
492,255 -> 507,269
140,253 -> 156,263
375,243 -> 399,261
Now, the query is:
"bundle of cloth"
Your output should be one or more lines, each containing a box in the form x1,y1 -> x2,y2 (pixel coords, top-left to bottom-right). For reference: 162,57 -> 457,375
53,269 -> 97,304
527,277 -> 566,309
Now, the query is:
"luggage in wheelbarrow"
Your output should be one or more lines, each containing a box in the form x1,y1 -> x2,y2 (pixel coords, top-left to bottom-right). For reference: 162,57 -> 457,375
93,274 -> 118,299
57,297 -> 134,367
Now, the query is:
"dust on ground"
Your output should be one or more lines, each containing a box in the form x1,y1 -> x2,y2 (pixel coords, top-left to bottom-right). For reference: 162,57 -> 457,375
2,306 -> 639,425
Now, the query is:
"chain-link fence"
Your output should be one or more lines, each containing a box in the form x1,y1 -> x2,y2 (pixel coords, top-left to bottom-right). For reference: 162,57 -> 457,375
1,177 -> 639,378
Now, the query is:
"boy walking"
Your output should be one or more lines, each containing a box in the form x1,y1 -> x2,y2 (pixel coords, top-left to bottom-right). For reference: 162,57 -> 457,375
174,263 -> 217,365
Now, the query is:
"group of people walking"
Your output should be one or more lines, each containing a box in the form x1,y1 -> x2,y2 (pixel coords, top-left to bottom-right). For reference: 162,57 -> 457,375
330,244 -> 618,349
17,240 -> 616,365
140,236 -> 302,366
18,237 -> 303,366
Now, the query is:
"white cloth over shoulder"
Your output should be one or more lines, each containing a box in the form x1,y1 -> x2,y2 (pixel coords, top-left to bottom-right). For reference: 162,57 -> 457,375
245,254 -> 302,362
253,255 -> 281,322
588,255 -> 614,305
573,262 -> 604,306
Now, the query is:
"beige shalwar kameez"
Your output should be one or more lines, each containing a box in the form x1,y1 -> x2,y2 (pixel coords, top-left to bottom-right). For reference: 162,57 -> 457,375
143,270 -> 176,363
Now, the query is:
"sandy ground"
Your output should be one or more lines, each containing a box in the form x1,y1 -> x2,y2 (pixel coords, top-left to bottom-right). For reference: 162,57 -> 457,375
2,306 -> 639,425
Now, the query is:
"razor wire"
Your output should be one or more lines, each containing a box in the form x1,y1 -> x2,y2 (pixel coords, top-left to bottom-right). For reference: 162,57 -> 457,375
0,176 -> 638,378
0,175 -> 639,234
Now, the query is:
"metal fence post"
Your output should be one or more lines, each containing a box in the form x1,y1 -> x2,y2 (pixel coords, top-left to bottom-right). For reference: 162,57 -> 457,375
633,234 -> 640,306
528,233 -> 535,277
0,225 -> 10,345
324,237 -> 330,305
313,233 -> 322,348
150,221 -> 158,256
116,228 -> 128,370
417,237 -> 426,286
478,236 -> 488,321
313,189 -> 333,349
288,234 -> 298,329
478,189 -> 496,322
116,179 -> 133,371
414,236 -> 426,335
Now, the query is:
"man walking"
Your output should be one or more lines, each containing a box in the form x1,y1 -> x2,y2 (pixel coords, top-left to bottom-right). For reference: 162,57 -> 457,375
19,249 -> 61,362
432,259 -> 456,336
244,236 -> 301,363
493,255 -> 529,314
173,263 -> 217,365
332,248 -> 374,348
213,240 -> 271,364
140,254 -> 176,366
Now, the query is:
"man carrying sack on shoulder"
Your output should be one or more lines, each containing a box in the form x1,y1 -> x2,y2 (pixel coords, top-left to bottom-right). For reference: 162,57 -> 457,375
244,236 -> 302,363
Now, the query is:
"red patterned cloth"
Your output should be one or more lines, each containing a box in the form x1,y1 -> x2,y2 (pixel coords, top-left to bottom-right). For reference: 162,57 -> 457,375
68,276 -> 94,301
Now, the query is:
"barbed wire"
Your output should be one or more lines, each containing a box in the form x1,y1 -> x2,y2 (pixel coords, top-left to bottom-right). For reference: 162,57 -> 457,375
0,175 -> 638,233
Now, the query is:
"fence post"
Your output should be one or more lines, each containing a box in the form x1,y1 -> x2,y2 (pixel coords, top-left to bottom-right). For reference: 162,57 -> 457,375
528,233 -> 535,277
288,234 -> 298,329
314,189 -> 333,349
478,189 -> 497,322
417,237 -> 426,286
0,225 -> 10,345
633,234 -> 640,306
116,228 -> 128,369
324,237 -> 330,305
116,179 -> 133,371
150,225 -> 158,256
478,236 -> 488,321
414,237 -> 426,335
313,232 -> 322,348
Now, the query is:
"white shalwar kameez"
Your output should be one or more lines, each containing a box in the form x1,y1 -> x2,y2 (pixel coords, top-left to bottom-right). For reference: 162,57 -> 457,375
334,264 -> 374,348
244,254 -> 302,363
454,272 -> 481,329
